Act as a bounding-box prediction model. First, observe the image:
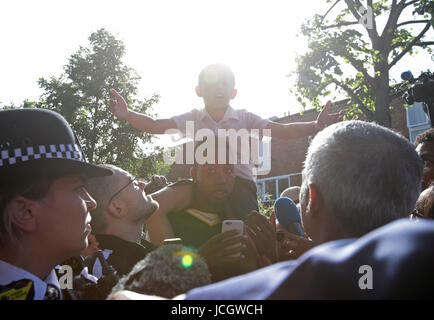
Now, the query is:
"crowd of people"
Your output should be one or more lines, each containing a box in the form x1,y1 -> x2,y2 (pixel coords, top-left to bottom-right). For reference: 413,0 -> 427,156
0,64 -> 433,300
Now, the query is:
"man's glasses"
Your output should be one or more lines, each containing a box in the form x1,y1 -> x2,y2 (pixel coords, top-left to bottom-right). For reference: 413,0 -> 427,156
108,176 -> 137,204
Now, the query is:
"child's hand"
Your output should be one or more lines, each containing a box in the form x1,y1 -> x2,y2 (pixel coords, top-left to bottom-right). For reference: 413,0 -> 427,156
109,89 -> 130,120
144,175 -> 168,194
316,100 -> 344,130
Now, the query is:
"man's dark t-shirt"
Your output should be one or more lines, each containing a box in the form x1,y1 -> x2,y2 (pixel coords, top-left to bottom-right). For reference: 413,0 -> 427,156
168,208 -> 223,249
167,179 -> 237,249
87,234 -> 157,277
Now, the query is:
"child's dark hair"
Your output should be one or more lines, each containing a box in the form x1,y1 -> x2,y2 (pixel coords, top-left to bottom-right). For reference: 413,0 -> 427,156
414,128 -> 434,147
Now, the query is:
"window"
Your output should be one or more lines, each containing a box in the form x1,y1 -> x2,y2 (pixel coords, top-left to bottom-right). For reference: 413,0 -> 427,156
406,102 -> 431,143
256,173 -> 301,203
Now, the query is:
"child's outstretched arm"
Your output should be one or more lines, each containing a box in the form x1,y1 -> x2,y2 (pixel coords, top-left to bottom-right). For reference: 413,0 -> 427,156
266,101 -> 343,140
146,182 -> 194,246
109,89 -> 177,134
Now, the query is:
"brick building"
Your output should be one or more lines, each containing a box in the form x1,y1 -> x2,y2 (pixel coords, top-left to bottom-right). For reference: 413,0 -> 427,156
165,98 -> 430,202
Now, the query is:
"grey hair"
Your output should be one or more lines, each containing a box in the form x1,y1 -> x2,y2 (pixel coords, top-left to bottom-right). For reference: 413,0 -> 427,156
300,120 -> 423,237
84,164 -> 124,234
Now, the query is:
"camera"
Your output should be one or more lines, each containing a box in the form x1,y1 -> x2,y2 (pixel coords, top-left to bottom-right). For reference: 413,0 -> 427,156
401,70 -> 434,126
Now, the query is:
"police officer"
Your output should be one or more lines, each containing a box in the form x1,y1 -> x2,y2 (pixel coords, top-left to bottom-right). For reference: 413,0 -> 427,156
0,108 -> 112,300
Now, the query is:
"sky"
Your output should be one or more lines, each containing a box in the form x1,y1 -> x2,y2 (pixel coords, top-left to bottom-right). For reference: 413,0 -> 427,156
1,0 -> 433,123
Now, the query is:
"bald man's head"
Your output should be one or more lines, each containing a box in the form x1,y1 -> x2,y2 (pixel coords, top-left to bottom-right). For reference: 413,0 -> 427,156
85,165 -> 158,234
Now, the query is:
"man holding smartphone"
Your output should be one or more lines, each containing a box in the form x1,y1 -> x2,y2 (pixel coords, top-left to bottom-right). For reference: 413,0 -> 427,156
148,138 -> 261,281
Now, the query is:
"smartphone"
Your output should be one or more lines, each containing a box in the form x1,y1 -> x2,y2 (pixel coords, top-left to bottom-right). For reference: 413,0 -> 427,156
222,220 -> 244,235
163,238 -> 183,246
221,220 -> 244,259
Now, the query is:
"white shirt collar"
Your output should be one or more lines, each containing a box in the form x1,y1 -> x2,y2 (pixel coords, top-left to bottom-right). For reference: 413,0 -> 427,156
200,105 -> 240,122
0,260 -> 62,300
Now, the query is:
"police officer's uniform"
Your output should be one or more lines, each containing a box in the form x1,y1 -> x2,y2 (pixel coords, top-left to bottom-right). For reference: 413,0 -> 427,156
0,108 -> 113,300
0,260 -> 62,300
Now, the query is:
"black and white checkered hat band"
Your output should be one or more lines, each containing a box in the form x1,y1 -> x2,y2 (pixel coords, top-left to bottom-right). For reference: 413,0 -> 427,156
0,144 -> 85,168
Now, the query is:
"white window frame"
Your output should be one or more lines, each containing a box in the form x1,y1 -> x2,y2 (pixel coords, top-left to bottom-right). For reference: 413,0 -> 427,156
256,173 -> 302,202
406,102 -> 431,143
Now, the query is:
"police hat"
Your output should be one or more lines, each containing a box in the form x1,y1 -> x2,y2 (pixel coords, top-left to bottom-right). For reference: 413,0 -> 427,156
0,108 -> 112,182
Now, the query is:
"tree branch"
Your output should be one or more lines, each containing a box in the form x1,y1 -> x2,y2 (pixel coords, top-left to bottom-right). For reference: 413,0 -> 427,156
342,53 -> 375,86
388,22 -> 432,70
404,0 -> 419,8
381,0 -> 406,47
304,21 -> 360,32
345,0 -> 362,20
397,19 -> 431,27
345,0 -> 379,45
319,0 -> 342,26
330,78 -> 374,120
391,41 -> 405,50
321,21 -> 360,29
392,40 -> 434,50
417,41 -> 434,46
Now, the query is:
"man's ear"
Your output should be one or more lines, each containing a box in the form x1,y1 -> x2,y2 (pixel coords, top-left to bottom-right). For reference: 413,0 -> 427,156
190,166 -> 198,183
107,199 -> 126,219
307,184 -> 323,218
231,89 -> 237,99
195,86 -> 202,97
7,196 -> 37,233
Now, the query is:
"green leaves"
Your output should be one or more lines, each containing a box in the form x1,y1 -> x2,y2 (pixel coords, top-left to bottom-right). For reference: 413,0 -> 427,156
292,0 -> 434,126
37,28 -> 165,178
414,0 -> 434,26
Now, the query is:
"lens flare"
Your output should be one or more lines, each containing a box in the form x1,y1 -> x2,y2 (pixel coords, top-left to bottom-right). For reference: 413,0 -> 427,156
181,254 -> 193,268
174,250 -> 198,268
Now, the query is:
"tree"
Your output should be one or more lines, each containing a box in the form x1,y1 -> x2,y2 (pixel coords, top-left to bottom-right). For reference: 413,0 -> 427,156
1,100 -> 39,110
414,0 -> 434,26
38,28 -> 168,178
292,0 -> 434,127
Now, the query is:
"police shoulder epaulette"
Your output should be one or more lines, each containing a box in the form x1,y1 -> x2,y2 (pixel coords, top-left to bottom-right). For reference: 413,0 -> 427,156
0,279 -> 35,300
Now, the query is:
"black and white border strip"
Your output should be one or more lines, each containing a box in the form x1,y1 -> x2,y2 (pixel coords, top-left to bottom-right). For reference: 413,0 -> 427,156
0,144 -> 84,167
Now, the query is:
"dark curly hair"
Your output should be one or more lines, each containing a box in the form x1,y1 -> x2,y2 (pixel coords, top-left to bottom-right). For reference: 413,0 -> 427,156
414,128 -> 434,147
110,244 -> 211,298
